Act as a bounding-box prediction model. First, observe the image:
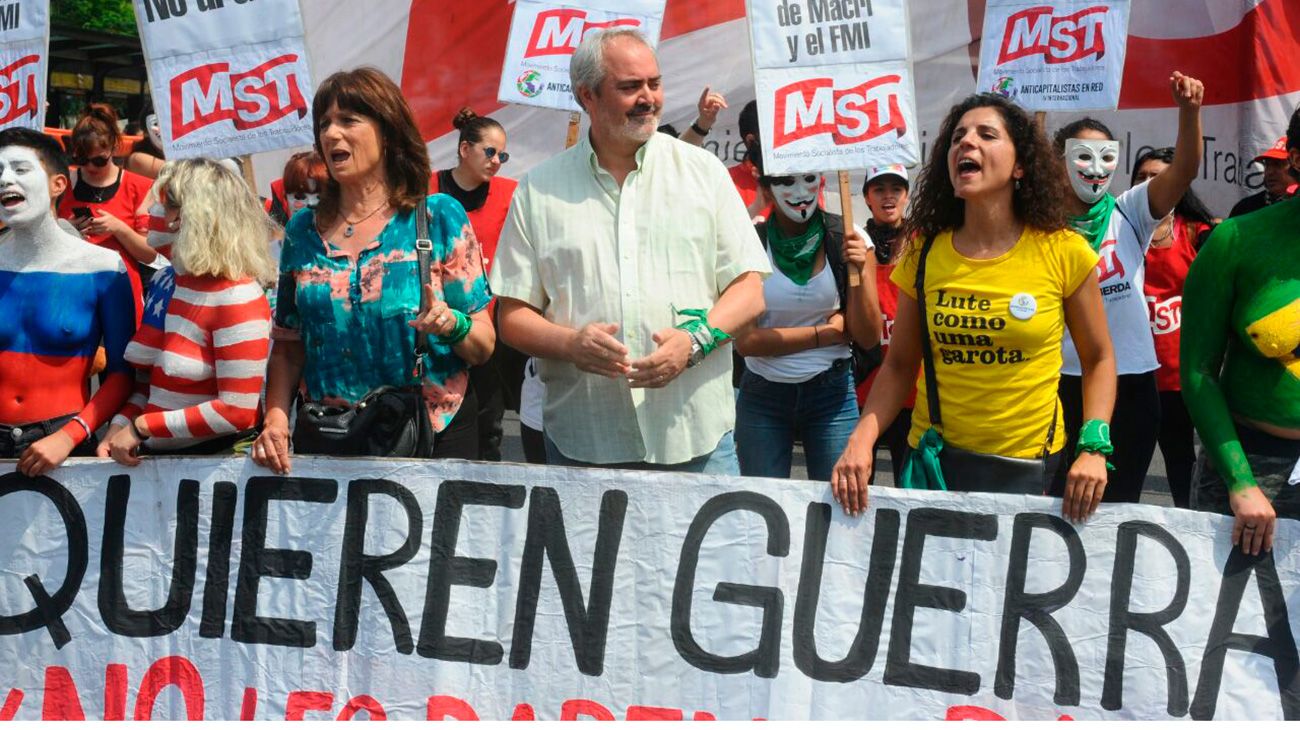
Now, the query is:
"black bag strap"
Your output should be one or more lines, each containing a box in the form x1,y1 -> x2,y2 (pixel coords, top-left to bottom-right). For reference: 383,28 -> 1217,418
414,197 -> 433,369
913,233 -> 942,429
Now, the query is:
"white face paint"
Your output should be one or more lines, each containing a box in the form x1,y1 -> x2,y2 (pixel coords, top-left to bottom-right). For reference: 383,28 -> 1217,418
0,146 -> 53,229
770,173 -> 821,223
1065,137 -> 1120,204
146,114 -> 163,150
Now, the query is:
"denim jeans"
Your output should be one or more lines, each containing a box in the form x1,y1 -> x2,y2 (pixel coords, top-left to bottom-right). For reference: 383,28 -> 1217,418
544,430 -> 740,476
735,360 -> 859,481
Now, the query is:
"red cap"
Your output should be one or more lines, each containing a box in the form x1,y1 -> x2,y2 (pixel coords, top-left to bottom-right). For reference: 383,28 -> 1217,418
1254,136 -> 1288,163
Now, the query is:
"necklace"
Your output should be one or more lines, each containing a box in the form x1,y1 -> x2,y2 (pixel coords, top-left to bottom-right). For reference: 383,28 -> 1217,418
342,203 -> 387,237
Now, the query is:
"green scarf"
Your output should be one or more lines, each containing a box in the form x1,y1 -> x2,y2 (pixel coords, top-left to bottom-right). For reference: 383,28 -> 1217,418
1069,194 -> 1117,252
899,427 -> 948,491
766,214 -> 824,285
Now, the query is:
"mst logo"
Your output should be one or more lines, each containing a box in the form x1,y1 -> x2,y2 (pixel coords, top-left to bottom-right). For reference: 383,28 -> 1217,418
0,55 -> 40,126
1147,295 -> 1182,335
772,76 -> 907,149
997,5 -> 1108,65
169,54 -> 307,140
524,8 -> 641,59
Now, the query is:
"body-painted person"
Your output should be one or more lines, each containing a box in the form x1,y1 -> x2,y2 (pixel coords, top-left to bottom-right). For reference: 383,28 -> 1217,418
1181,104 -> 1300,556
0,128 -> 135,475
734,167 -> 880,480
98,158 -> 275,463
831,93 -> 1116,522
1052,72 -> 1205,504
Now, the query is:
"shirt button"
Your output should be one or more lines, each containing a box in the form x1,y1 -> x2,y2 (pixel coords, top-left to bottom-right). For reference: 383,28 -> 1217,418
10,427 -> 22,439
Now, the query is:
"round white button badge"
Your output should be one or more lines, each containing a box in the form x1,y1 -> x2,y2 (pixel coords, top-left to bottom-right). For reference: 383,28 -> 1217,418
1009,293 -> 1037,320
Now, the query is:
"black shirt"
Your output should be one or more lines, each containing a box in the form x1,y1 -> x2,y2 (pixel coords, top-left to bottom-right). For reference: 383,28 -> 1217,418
436,169 -> 488,213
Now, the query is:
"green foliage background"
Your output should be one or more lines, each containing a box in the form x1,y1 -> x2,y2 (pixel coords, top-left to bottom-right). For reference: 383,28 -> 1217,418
52,0 -> 139,37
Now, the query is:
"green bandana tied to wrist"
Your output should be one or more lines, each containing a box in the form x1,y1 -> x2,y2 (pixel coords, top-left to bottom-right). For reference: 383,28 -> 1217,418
766,214 -> 825,285
1069,194 -> 1117,252
1075,418 -> 1116,470
672,307 -> 731,356
436,310 -> 472,346
899,427 -> 948,490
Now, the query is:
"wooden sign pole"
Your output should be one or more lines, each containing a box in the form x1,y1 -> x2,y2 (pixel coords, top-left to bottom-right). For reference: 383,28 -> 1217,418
838,170 -> 861,286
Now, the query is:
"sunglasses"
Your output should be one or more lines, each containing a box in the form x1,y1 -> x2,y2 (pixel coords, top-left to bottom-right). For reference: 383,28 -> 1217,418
75,155 -> 111,168
483,146 -> 510,164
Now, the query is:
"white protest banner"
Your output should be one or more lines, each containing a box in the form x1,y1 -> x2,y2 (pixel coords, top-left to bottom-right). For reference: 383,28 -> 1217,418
0,0 -> 48,131
748,0 -> 920,176
497,0 -> 666,112
1,457 -> 1297,720
134,0 -> 314,160
976,0 -> 1132,111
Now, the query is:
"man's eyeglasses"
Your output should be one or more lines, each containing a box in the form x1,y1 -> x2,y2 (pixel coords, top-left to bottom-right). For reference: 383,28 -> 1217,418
483,146 -> 510,164
75,155 -> 111,168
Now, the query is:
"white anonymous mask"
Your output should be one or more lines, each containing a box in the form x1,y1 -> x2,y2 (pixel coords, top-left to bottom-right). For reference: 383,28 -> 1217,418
1065,138 -> 1120,204
770,173 -> 821,223
146,113 -> 163,150
0,146 -> 53,229
288,191 -> 319,216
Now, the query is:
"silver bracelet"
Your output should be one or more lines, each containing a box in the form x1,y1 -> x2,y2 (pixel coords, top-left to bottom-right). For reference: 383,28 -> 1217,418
70,415 -> 92,440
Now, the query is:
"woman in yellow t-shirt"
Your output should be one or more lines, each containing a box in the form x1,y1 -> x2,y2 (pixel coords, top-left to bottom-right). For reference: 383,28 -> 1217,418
832,94 -> 1117,523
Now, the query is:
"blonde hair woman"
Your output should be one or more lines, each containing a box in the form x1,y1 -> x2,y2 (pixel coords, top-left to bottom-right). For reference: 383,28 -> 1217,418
99,158 -> 276,463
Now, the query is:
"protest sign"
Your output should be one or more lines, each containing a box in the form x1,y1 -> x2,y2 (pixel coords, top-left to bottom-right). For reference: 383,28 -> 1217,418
1,457 -> 1297,720
134,0 -> 314,159
976,0 -> 1133,111
497,0 -> 666,113
748,0 -> 920,176
0,0 -> 48,131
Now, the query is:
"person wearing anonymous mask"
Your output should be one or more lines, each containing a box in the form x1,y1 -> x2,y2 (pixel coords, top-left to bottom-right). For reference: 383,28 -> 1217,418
1051,71 -> 1205,505
733,167 -> 880,480
267,151 -> 328,228
0,128 -> 135,475
126,105 -> 165,180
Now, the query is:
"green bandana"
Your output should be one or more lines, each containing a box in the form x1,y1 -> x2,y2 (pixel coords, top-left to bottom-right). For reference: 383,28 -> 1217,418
1069,193 -> 1117,252
766,214 -> 824,285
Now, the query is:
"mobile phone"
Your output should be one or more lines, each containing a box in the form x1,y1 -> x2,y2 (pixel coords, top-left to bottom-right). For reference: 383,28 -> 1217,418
72,206 -> 93,218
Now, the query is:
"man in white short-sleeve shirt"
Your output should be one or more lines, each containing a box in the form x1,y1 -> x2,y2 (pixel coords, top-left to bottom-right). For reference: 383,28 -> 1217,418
490,28 -> 770,472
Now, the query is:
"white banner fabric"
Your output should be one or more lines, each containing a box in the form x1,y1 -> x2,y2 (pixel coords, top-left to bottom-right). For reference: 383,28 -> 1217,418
0,0 -> 47,131
134,0 -> 314,160
976,0 -> 1133,111
497,0 -> 666,112
1,457 -> 1298,720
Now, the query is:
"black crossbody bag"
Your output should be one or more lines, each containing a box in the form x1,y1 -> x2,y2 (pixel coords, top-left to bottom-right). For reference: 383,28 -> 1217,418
914,233 -> 1061,494
292,201 -> 437,458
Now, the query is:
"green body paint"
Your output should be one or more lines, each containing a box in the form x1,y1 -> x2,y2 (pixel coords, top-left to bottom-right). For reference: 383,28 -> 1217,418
1181,196 -> 1300,491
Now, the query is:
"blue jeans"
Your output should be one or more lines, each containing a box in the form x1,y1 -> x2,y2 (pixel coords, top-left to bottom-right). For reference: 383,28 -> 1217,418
544,431 -> 740,476
735,361 -> 859,481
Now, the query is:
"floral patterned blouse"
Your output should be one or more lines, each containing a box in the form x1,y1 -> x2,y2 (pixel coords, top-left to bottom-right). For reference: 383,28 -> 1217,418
273,194 -> 492,431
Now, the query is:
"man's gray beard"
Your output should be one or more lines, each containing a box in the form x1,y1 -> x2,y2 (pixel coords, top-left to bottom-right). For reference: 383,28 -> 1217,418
622,112 -> 660,143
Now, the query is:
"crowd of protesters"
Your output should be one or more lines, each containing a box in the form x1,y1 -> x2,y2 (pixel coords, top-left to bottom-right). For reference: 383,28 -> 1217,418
1,28 -> 1297,556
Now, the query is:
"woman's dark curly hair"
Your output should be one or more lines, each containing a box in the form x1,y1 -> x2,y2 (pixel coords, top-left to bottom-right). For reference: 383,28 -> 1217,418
902,94 -> 1072,250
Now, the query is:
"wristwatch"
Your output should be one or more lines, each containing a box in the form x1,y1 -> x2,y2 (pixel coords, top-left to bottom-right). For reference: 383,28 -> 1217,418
686,338 -> 706,368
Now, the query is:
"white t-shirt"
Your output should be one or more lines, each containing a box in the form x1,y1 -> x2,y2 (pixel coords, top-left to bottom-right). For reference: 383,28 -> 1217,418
744,224 -> 869,383
1062,181 -> 1160,376
519,357 -> 545,431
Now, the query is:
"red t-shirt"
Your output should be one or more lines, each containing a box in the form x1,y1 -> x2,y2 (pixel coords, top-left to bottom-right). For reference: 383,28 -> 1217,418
57,167 -> 152,322
856,262 -> 918,409
728,160 -> 759,208
1144,217 -> 1207,392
